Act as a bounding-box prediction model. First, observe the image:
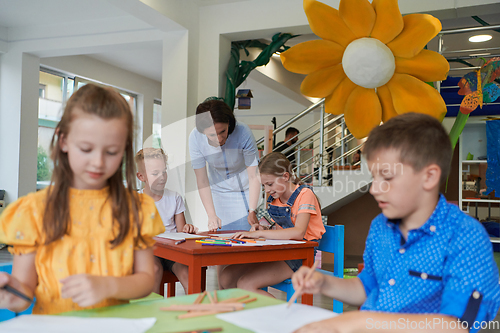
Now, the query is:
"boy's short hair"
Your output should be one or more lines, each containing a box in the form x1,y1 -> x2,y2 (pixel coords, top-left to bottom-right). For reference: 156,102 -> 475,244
135,148 -> 168,171
285,127 -> 299,137
364,113 -> 452,185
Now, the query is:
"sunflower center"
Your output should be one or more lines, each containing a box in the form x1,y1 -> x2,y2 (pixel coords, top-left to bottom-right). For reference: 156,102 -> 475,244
342,38 -> 395,89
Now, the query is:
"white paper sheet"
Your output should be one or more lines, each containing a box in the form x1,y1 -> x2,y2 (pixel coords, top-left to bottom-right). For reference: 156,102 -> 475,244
155,232 -> 208,240
217,303 -> 337,333
0,315 -> 156,333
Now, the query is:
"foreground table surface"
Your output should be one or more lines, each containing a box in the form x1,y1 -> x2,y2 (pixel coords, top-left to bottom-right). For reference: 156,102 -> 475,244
62,289 -> 283,333
154,231 -> 317,304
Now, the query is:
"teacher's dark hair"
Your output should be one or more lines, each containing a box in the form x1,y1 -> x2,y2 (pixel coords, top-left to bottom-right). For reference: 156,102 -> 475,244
195,99 -> 236,135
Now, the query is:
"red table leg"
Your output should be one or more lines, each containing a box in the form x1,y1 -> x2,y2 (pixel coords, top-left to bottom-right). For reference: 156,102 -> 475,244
187,258 -> 203,294
301,249 -> 315,305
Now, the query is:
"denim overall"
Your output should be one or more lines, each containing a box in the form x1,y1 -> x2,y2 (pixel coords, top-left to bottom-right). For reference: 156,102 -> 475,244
267,184 -> 319,272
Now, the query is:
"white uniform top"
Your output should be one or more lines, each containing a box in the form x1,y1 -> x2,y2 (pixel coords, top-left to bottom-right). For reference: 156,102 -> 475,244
189,121 -> 259,228
139,188 -> 186,233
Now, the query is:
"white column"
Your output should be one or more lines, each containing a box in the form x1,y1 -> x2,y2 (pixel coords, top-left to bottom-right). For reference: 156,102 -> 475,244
0,52 -> 40,203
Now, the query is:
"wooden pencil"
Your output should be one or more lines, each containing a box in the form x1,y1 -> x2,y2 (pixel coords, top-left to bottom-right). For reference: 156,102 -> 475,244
213,290 -> 218,303
161,303 -> 244,312
206,290 -> 215,304
177,308 -> 236,319
193,291 -> 206,304
218,294 -> 249,303
240,297 -> 257,304
287,261 -> 319,308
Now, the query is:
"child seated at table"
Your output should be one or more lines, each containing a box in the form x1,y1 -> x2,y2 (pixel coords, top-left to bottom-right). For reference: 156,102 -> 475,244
219,151 -> 325,297
0,84 -> 164,314
135,148 -> 197,294
291,113 -> 500,333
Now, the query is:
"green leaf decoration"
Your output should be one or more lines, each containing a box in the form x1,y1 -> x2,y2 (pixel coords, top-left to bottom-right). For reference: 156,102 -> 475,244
224,32 -> 297,110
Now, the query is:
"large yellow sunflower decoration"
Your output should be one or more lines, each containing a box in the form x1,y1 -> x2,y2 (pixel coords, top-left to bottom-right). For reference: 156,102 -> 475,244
280,0 -> 450,138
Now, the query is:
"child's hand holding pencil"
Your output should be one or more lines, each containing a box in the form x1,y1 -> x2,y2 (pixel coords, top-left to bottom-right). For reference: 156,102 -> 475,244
291,262 -> 324,298
0,272 -> 34,310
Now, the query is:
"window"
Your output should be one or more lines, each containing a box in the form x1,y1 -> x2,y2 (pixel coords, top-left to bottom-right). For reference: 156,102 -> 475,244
37,69 -> 141,190
153,100 -> 162,148
37,69 -> 75,190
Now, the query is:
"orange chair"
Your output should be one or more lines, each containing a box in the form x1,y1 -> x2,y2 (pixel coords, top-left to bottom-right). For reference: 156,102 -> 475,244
158,267 -> 207,297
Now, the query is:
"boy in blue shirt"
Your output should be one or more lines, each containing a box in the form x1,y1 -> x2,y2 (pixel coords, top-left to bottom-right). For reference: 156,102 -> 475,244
292,113 -> 500,332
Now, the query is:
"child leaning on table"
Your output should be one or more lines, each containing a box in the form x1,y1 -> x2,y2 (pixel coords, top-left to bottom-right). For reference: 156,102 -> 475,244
219,151 -> 325,297
135,148 -> 197,294
0,84 -> 165,315
292,113 -> 500,333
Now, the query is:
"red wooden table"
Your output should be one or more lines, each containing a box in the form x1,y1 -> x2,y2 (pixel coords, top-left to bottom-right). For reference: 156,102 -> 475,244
153,233 -> 317,305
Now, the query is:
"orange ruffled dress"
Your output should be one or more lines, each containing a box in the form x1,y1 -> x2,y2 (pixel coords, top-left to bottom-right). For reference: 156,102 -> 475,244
0,187 -> 165,314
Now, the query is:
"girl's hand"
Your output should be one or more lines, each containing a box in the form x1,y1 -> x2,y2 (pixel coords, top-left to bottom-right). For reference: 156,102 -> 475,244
0,272 -> 33,311
207,214 -> 222,232
232,231 -> 260,239
291,266 -> 325,295
182,224 -> 198,234
60,274 -> 115,307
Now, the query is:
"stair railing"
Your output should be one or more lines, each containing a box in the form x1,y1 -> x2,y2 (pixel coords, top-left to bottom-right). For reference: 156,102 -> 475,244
256,99 -> 363,188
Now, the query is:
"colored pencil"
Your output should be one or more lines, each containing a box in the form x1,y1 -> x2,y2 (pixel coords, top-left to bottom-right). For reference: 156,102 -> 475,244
193,291 -> 206,304
2,285 -> 33,303
161,303 -> 244,311
206,290 -> 215,304
201,243 -> 232,247
177,307 -> 240,319
287,261 -> 319,308
218,295 -> 250,303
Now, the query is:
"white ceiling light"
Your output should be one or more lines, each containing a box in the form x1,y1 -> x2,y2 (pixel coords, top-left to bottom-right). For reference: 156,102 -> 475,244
469,35 -> 492,43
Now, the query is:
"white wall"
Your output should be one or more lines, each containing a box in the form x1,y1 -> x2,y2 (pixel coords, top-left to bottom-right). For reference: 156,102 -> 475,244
41,55 -> 162,146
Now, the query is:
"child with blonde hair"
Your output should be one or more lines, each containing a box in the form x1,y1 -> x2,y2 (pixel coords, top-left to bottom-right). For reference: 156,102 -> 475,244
219,152 -> 325,296
135,147 -> 196,293
0,84 -> 164,314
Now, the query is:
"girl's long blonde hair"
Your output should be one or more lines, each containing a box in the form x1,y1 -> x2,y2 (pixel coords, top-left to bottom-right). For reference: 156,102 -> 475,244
43,84 -> 144,248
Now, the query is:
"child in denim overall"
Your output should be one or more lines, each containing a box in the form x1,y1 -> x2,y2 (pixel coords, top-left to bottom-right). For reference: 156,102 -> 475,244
219,152 -> 325,297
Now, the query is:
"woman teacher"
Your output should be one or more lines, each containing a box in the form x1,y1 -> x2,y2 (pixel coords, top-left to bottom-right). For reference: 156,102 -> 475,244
189,99 -> 260,231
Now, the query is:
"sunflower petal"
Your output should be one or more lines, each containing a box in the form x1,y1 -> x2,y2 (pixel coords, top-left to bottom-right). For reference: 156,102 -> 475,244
280,40 -> 344,75
371,0 -> 403,44
303,0 -> 356,47
386,73 -> 447,120
387,14 -> 442,58
324,77 -> 357,115
395,50 -> 449,81
344,87 -> 382,139
301,64 -> 346,98
339,0 -> 376,38
376,85 -> 399,123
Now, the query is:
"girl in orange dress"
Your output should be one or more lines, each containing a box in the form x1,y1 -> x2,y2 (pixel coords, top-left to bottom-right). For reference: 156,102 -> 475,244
0,84 -> 164,314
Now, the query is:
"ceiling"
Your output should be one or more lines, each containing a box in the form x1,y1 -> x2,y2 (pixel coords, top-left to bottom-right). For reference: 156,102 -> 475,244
0,1 -> 499,83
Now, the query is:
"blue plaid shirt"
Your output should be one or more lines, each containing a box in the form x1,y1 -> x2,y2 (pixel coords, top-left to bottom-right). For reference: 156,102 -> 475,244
358,194 -> 500,332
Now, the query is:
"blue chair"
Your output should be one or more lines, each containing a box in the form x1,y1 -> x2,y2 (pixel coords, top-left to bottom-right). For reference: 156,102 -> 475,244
267,224 -> 344,313
0,262 -> 34,322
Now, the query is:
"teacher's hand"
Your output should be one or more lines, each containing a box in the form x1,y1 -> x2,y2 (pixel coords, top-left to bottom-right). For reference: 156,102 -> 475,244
247,211 -> 258,226
207,214 -> 222,232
